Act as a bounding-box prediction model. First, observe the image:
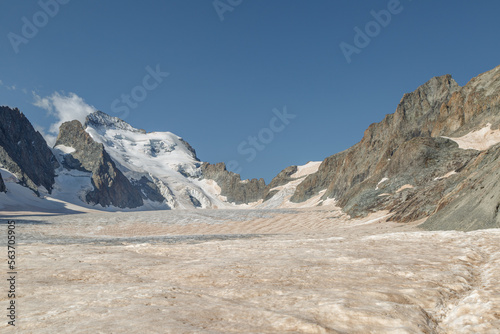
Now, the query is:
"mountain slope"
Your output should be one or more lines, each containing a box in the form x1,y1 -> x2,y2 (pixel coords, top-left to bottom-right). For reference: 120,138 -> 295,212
200,162 -> 267,204
290,65 -> 500,230
421,142 -> 500,230
0,106 -> 59,194
83,111 -> 240,209
55,119 -> 144,209
291,74 -> 461,204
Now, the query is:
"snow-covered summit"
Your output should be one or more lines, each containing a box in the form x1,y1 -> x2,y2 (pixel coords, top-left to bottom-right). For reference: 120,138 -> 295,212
85,111 -> 144,133
82,111 -> 218,209
85,111 -> 199,171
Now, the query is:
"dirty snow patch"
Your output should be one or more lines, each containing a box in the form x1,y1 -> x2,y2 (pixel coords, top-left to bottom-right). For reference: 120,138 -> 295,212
434,171 -> 457,181
396,184 -> 414,193
290,161 -> 322,179
54,144 -> 76,154
376,177 -> 389,190
443,123 -> 500,151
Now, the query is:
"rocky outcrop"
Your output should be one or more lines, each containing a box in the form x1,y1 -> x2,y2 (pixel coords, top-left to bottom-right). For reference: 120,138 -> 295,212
200,162 -> 266,204
261,165 -> 298,201
0,174 -> 6,193
0,106 -> 58,194
267,165 -> 298,190
55,120 -> 144,208
131,176 -> 166,203
431,66 -> 500,137
292,74 -> 460,203
290,65 -> 500,229
421,142 -> 500,231
340,137 -> 478,221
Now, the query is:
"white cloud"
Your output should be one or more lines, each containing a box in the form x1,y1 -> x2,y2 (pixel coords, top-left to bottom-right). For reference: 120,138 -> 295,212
33,92 -> 97,135
0,80 -> 16,90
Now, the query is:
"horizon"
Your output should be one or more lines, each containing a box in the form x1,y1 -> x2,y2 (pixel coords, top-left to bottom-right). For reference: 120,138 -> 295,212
1,1 -> 500,182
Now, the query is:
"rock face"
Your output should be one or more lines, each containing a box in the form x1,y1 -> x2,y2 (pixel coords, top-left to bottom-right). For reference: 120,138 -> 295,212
421,142 -> 500,230
340,137 -> 478,222
0,106 -> 58,194
267,166 -> 298,190
0,174 -> 6,192
200,162 -> 267,204
289,65 -> 500,230
262,165 -> 298,201
55,120 -> 144,208
292,75 -> 459,202
130,176 -> 165,203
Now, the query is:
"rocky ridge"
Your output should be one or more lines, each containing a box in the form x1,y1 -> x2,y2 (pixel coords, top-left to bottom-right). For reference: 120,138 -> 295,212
421,141 -> 500,230
0,106 -> 59,194
200,162 -> 267,204
55,120 -> 144,208
0,174 -> 5,193
290,65 -> 500,230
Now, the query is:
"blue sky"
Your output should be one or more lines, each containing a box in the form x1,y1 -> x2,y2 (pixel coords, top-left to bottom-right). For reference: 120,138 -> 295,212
1,0 -> 499,182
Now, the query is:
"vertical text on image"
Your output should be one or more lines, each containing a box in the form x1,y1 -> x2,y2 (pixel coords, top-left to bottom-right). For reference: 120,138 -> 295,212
6,220 -> 17,327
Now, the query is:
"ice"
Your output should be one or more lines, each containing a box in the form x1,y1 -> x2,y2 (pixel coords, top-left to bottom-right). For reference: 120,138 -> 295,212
3,208 -> 499,333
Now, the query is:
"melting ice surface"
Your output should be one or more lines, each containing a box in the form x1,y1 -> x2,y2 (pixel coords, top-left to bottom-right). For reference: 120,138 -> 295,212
7,208 -> 500,333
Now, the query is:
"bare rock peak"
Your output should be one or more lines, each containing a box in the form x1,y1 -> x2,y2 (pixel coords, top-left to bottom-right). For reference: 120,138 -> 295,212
290,64 -> 500,231
56,119 -> 144,208
0,106 -> 58,194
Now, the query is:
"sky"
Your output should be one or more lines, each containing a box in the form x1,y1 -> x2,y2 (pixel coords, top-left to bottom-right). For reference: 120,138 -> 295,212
1,0 -> 499,182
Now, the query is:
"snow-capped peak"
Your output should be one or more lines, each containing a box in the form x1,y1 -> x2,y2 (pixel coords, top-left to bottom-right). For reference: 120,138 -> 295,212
82,111 -> 214,209
85,111 -> 145,133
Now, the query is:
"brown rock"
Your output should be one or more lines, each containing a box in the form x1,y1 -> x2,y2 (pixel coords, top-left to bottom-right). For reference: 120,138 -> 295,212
55,120 -> 144,208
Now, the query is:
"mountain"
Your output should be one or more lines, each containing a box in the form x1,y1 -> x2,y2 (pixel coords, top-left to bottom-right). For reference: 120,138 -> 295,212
289,65 -> 500,230
33,109 -> 322,211
81,111 -> 247,209
1,65 -> 500,231
199,161 -> 323,208
54,119 -> 144,208
0,106 -> 59,194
